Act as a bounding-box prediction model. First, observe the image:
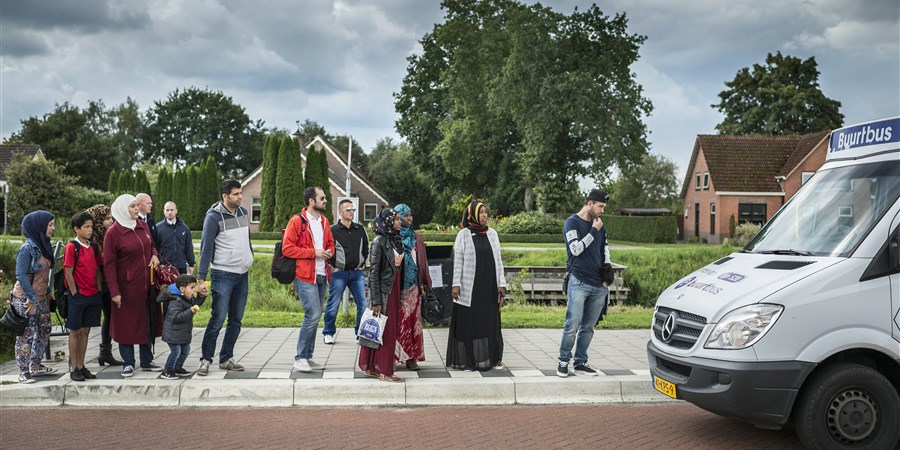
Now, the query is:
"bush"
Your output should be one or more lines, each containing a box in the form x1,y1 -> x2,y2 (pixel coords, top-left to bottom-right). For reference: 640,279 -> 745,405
418,223 -> 449,232
602,215 -> 677,244
417,231 -> 563,243
494,211 -> 564,235
731,223 -> 761,248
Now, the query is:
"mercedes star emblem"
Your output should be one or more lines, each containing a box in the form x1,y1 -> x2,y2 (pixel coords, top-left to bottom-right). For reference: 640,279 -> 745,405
662,313 -> 676,342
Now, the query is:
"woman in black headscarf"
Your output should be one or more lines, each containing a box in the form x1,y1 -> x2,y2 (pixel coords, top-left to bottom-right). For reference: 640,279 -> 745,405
446,200 -> 507,371
358,208 -> 404,382
10,210 -> 59,383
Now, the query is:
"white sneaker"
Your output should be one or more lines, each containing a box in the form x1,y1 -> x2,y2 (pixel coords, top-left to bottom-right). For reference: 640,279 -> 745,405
308,359 -> 325,371
293,359 -> 312,373
323,335 -> 335,345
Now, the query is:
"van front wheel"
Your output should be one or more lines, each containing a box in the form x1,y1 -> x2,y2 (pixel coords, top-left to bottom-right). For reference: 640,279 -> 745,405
794,362 -> 899,449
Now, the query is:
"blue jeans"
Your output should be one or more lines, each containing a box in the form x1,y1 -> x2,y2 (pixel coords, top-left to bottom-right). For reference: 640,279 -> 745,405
119,344 -> 154,368
323,269 -> 367,336
295,276 -> 327,360
165,343 -> 190,372
558,274 -> 608,365
201,269 -> 249,364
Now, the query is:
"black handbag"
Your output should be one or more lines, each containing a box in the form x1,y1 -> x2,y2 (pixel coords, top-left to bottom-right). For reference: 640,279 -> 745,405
421,284 -> 444,325
1,301 -> 30,336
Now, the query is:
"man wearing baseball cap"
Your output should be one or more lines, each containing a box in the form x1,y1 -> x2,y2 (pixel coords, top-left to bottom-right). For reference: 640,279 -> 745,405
556,188 -> 613,377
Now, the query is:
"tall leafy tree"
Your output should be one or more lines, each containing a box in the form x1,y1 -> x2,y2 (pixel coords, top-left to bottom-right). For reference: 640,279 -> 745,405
274,136 -> 304,229
135,169 -> 152,196
712,52 -> 843,135
6,101 -> 128,190
395,0 -> 651,213
108,170 -> 119,194
203,156 -> 221,211
117,171 -> 134,195
366,138 -> 437,224
142,87 -> 265,178
608,153 -> 680,211
5,155 -> 78,234
173,168 -> 187,223
156,166 -> 173,205
258,134 -> 280,232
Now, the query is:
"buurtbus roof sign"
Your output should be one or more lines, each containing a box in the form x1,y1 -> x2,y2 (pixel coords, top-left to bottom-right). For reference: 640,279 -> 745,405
827,116 -> 899,161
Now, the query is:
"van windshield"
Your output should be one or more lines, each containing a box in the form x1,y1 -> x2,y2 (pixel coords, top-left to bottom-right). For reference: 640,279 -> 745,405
746,161 -> 900,257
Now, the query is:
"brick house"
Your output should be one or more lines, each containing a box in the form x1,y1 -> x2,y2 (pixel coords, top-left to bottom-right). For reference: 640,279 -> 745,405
240,135 -> 389,232
681,131 -> 830,243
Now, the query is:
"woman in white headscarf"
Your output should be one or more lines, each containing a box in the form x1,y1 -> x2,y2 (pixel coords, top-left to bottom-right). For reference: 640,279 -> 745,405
103,194 -> 161,378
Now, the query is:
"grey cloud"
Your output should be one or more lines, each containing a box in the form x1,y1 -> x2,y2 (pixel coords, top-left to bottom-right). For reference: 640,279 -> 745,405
1,0 -> 151,33
0,28 -> 50,56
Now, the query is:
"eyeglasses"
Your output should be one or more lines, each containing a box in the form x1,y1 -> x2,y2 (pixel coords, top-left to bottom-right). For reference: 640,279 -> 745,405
345,208 -> 356,212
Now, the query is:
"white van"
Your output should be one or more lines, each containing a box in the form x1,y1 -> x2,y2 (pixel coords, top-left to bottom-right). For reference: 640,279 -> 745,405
647,117 -> 900,449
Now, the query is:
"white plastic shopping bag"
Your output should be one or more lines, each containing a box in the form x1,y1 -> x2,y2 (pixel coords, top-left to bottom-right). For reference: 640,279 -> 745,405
358,307 -> 387,349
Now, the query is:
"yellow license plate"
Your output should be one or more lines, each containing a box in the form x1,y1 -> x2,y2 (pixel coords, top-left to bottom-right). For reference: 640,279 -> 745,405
653,375 -> 677,399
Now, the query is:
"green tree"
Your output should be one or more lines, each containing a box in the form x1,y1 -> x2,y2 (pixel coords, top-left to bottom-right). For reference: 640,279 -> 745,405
608,154 -> 680,211
712,52 -> 844,135
117,171 -> 134,195
202,156 -> 220,212
142,87 -> 265,178
366,138 -> 437,224
395,0 -> 651,213
275,136 -> 304,229
6,101 -> 128,190
258,134 -> 280,232
173,168 -> 187,222
5,154 -> 78,234
107,170 -> 118,194
135,169 -> 152,196
305,146 -> 332,221
156,166 -> 172,205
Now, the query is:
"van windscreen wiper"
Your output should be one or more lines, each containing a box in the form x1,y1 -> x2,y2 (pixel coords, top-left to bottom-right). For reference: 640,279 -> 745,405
756,249 -> 814,256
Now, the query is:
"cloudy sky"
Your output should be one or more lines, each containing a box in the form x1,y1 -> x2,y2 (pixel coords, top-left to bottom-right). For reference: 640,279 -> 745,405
1,0 -> 898,180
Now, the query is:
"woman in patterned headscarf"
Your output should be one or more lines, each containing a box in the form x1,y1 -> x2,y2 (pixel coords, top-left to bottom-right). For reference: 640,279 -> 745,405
446,200 -> 507,371
393,204 -> 432,371
10,210 -> 58,383
85,203 -> 122,366
358,208 -> 404,382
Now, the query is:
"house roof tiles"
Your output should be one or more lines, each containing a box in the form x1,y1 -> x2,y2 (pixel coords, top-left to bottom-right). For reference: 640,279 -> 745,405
680,131 -> 829,197
0,144 -> 42,181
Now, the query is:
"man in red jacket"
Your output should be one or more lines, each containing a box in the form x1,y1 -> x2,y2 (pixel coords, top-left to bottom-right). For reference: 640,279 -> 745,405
281,186 -> 335,373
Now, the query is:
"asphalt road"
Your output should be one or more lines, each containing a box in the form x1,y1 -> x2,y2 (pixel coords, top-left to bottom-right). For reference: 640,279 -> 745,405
0,403 -> 802,449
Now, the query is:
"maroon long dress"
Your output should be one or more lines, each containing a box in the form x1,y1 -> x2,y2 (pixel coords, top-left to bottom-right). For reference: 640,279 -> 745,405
396,233 -> 432,363
359,273 -> 401,376
103,220 -> 162,345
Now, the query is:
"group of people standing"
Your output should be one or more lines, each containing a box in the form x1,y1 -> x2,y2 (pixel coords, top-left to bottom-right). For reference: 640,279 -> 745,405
10,177 -> 612,385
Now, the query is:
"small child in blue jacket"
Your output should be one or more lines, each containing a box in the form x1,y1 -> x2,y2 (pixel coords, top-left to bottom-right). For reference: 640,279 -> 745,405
156,274 -> 207,379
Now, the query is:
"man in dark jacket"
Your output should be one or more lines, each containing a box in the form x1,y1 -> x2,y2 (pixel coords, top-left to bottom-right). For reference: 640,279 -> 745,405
157,201 -> 196,275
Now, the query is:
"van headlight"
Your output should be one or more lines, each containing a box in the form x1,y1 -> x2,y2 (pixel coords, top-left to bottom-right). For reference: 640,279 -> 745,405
705,304 -> 783,349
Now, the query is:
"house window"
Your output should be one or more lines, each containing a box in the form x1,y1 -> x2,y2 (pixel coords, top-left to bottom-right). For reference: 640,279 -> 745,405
363,203 -> 377,222
738,203 -> 767,226
695,173 -> 701,190
710,203 -> 716,234
250,197 -> 261,224
801,172 -> 815,185
702,172 -> 710,190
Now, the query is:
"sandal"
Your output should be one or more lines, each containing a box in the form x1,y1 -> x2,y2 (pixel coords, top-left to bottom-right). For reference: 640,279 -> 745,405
365,370 -> 378,378
405,360 -> 420,371
378,373 -> 402,383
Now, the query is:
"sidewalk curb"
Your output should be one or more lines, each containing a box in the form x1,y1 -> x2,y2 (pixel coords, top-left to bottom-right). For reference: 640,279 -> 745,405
0,376 -> 675,408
